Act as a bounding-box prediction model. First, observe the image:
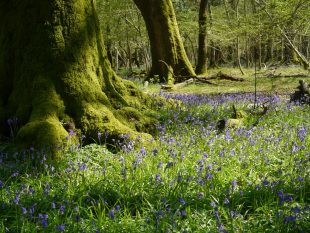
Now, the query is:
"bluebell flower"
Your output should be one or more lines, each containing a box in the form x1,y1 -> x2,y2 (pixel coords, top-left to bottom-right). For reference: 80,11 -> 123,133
97,132 -> 102,140
277,191 -> 294,204
214,211 -> 220,222
108,209 -> 115,220
21,206 -> 27,215
197,192 -> 204,199
283,215 -> 296,223
291,206 -> 301,214
155,174 -> 162,183
42,219 -> 48,228
231,180 -> 237,191
12,172 -> 19,177
105,130 -> 109,139
262,180 -> 269,186
59,205 -> 65,215
79,163 -> 87,171
205,172 -> 212,180
179,197 -> 186,205
223,198 -> 230,205
152,149 -> 158,156
75,215 -> 81,222
0,180 -> 3,188
180,210 -> 187,217
210,201 -> 216,208
298,176 -> 305,182
230,210 -> 237,218
13,193 -> 20,205
139,146 -> 147,156
56,224 -> 65,231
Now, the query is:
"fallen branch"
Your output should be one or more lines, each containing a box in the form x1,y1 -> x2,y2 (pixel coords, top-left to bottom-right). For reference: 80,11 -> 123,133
258,73 -> 310,78
205,71 -> 245,81
161,78 -> 195,90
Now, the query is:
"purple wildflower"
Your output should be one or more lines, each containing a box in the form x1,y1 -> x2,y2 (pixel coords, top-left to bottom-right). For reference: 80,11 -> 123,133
283,215 -> 296,223
210,201 -> 217,208
262,180 -> 269,186
59,205 -> 65,215
56,224 -> 65,231
223,198 -> 230,205
109,209 -> 115,220
105,130 -> 109,139
42,219 -> 48,228
205,172 -> 212,180
179,197 -> 186,205
97,132 -> 102,140
231,180 -> 237,191
180,210 -> 187,217
115,205 -> 120,211
291,206 -> 301,214
12,172 -> 19,177
13,193 -> 20,205
155,174 -> 162,183
21,206 -> 27,215
75,215 -> 81,222
79,163 -> 87,171
39,214 -> 48,228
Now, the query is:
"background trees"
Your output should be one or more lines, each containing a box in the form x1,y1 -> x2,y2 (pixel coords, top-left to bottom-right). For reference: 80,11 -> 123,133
97,0 -> 310,74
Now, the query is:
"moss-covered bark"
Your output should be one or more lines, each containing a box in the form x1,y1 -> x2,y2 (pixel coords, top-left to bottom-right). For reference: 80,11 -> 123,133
0,0 -> 157,154
133,0 -> 195,83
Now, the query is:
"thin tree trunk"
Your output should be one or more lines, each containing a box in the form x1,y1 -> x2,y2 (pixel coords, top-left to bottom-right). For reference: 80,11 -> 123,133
196,0 -> 208,75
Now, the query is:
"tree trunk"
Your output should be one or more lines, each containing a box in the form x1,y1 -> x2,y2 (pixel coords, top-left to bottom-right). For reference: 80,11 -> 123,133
133,0 -> 195,83
196,0 -> 208,75
0,0 -> 156,153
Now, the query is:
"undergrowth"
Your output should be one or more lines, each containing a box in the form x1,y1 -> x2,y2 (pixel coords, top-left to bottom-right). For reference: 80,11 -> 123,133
0,93 -> 309,232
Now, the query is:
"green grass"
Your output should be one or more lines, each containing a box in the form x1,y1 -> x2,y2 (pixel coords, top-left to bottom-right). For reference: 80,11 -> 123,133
0,69 -> 310,232
133,66 -> 310,95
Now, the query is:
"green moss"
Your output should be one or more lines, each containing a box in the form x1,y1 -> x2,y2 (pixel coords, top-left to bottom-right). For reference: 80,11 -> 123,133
0,0 -> 159,156
17,116 -> 68,150
134,0 -> 195,83
114,107 -> 157,134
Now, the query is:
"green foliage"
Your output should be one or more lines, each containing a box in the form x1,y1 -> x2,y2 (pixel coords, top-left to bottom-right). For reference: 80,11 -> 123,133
1,92 -> 309,232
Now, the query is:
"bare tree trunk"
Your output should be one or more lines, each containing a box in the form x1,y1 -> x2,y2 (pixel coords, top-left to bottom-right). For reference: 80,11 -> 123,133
196,0 -> 208,75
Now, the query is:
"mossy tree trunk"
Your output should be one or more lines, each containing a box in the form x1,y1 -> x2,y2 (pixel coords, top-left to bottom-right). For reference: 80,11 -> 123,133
133,0 -> 195,84
0,0 -> 156,153
196,0 -> 208,75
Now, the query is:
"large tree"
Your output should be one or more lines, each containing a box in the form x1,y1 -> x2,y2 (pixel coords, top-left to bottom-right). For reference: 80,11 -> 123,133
0,0 -> 157,153
133,0 -> 195,83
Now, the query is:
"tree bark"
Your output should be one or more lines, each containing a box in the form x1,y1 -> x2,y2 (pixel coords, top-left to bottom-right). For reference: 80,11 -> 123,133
0,0 -> 156,153
196,0 -> 208,75
133,0 -> 195,83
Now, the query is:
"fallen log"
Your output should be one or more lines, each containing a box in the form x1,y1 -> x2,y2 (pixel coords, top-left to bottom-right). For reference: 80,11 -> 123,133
160,71 -> 244,90
258,73 -> 310,78
161,78 -> 195,90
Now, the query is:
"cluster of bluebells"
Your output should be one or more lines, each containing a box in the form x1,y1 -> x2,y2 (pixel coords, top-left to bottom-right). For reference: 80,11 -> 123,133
0,93 -> 309,232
